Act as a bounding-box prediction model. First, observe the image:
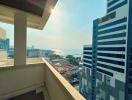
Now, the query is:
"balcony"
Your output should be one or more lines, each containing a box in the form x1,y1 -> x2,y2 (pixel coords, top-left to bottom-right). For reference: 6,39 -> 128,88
0,0 -> 85,99
0,58 -> 85,100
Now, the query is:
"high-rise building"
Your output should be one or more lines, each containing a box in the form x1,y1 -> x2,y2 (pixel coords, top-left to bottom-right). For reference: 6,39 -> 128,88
80,0 -> 132,100
79,45 -> 92,100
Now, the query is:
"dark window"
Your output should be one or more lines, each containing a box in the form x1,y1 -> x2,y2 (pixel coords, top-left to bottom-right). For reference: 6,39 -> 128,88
98,40 -> 126,45
97,62 -> 124,73
129,78 -> 132,84
97,47 -> 125,51
108,0 -> 127,13
83,56 -> 92,60
97,57 -> 125,66
84,47 -> 92,51
83,59 -> 92,64
131,48 -> 132,53
98,17 -> 127,29
83,63 -> 92,68
93,60 -> 96,63
97,68 -> 113,76
98,32 -> 126,40
97,52 -> 125,59
83,51 -> 92,55
98,25 -> 126,35
130,55 -> 132,61
129,63 -> 132,68
128,88 -> 132,94
108,0 -> 120,7
129,71 -> 132,76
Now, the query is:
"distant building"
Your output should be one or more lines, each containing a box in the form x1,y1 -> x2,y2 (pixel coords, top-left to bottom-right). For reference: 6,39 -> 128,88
0,28 -> 9,62
8,47 -> 14,58
8,47 -> 54,58
27,48 -> 40,58
27,48 -> 54,58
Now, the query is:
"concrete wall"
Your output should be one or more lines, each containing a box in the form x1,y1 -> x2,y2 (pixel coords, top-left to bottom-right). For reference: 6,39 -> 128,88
0,63 -> 44,99
43,59 -> 85,100
0,59 -> 85,100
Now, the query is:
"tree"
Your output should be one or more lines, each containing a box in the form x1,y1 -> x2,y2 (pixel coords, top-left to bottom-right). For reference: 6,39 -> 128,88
66,55 -> 79,66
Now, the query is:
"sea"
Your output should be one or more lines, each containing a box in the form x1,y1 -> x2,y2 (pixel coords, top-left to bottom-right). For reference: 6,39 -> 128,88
52,49 -> 83,58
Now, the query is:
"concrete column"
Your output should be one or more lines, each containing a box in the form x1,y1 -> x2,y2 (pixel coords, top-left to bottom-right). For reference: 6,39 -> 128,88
14,12 -> 27,66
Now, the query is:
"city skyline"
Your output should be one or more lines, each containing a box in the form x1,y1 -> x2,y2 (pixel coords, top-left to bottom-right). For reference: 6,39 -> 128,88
0,0 -> 106,50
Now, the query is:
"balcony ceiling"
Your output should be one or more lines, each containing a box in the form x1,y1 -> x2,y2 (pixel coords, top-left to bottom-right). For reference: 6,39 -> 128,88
0,0 -> 58,29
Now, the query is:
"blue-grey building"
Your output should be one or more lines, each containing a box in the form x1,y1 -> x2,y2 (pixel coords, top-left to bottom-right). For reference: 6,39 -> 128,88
0,39 -> 9,51
93,0 -> 130,100
80,45 -> 92,100
80,0 -> 132,100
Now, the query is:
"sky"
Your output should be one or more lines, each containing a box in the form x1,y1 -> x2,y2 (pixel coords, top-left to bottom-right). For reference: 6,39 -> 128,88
0,0 -> 107,51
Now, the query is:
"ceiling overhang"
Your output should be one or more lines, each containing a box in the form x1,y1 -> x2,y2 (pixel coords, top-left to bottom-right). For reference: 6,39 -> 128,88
0,0 -> 58,30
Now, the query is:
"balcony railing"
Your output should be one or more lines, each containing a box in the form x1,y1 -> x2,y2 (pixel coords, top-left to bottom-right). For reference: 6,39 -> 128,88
0,58 -> 85,100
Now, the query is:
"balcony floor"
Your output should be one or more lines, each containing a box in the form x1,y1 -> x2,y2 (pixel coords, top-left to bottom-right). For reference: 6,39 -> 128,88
7,91 -> 44,100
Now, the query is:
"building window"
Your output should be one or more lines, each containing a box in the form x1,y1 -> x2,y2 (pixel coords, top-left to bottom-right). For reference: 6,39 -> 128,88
129,71 -> 132,76
128,88 -> 132,94
129,63 -> 132,68
129,78 -> 132,84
